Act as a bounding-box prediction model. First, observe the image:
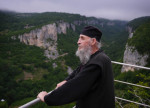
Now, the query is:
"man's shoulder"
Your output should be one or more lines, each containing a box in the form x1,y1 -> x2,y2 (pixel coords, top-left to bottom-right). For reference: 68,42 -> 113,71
95,51 -> 110,61
89,51 -> 111,66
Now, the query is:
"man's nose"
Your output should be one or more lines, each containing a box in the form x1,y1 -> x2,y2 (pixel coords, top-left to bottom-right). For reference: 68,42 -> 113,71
77,39 -> 81,45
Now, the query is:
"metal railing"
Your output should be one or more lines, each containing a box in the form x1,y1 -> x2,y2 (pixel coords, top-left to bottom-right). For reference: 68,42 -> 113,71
19,91 -> 53,108
114,80 -> 150,89
19,61 -> 150,108
115,97 -> 150,107
112,61 -> 150,70
19,98 -> 41,108
112,61 -> 150,107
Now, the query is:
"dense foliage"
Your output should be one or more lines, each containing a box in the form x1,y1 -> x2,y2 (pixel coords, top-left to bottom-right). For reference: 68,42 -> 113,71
0,32 -> 69,106
128,16 -> 150,30
128,19 -> 150,58
0,10 -> 87,32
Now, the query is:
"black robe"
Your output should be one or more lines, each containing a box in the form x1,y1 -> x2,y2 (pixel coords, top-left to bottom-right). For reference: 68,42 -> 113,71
44,49 -> 115,108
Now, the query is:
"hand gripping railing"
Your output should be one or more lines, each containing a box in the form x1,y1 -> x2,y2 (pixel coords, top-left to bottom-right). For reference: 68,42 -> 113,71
19,91 -> 53,108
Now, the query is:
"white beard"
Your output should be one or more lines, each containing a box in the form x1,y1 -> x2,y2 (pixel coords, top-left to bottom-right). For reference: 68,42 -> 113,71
76,45 -> 92,65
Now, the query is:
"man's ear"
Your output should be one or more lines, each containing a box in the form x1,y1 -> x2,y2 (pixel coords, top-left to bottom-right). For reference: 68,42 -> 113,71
91,38 -> 97,45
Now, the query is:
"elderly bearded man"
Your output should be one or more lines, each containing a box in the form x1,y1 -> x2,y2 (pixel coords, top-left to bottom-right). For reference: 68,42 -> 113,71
38,26 -> 115,108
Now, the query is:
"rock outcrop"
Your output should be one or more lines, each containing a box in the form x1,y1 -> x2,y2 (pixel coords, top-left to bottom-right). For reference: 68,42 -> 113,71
15,22 -> 74,59
121,26 -> 148,72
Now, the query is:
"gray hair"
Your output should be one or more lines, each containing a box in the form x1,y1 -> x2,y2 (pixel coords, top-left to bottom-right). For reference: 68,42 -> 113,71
90,38 -> 101,49
96,41 -> 101,49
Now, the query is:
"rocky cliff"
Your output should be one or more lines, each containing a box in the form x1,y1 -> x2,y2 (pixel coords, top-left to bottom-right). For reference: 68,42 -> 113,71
15,22 -> 75,59
121,26 -> 148,72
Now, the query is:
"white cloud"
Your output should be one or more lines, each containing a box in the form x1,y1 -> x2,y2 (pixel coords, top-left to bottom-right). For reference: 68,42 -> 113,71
0,0 -> 150,20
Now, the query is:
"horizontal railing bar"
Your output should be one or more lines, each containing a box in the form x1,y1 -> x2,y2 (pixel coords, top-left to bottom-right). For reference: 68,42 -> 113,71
114,80 -> 150,89
19,98 -> 41,108
115,96 -> 150,107
111,61 -> 150,70
19,91 -> 53,108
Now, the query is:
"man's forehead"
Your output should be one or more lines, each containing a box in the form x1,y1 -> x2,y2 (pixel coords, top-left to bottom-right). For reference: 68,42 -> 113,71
79,34 -> 90,39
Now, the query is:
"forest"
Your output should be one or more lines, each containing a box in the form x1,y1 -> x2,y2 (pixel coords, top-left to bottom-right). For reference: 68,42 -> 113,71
0,10 -> 150,108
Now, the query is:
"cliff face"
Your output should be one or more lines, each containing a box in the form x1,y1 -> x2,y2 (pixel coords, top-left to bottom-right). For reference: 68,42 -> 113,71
121,26 -> 148,72
17,22 -> 74,59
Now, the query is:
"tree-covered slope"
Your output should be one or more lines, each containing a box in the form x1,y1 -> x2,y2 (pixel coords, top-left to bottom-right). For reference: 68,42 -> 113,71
0,10 -> 87,31
128,16 -> 150,30
128,17 -> 150,65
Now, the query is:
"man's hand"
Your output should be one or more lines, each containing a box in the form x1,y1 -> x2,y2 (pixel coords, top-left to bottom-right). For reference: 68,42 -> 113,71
37,91 -> 48,102
55,80 -> 67,89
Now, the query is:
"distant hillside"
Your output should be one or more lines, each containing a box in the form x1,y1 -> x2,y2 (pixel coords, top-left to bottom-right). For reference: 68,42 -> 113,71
0,10 -> 87,31
0,11 -> 128,107
128,16 -> 150,30
128,17 -> 150,65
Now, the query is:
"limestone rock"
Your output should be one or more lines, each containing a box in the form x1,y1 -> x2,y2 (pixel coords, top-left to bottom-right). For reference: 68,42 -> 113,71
121,26 -> 148,72
16,22 -> 75,59
121,44 -> 148,72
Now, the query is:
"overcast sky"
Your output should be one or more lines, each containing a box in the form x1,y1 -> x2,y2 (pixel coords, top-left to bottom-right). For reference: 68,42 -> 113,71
0,0 -> 150,21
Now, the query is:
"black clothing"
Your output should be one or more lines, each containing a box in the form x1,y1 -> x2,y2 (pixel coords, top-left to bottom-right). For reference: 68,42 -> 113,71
44,49 -> 115,108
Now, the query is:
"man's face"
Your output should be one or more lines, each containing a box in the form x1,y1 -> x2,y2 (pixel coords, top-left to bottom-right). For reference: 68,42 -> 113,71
76,35 -> 92,64
77,35 -> 92,50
